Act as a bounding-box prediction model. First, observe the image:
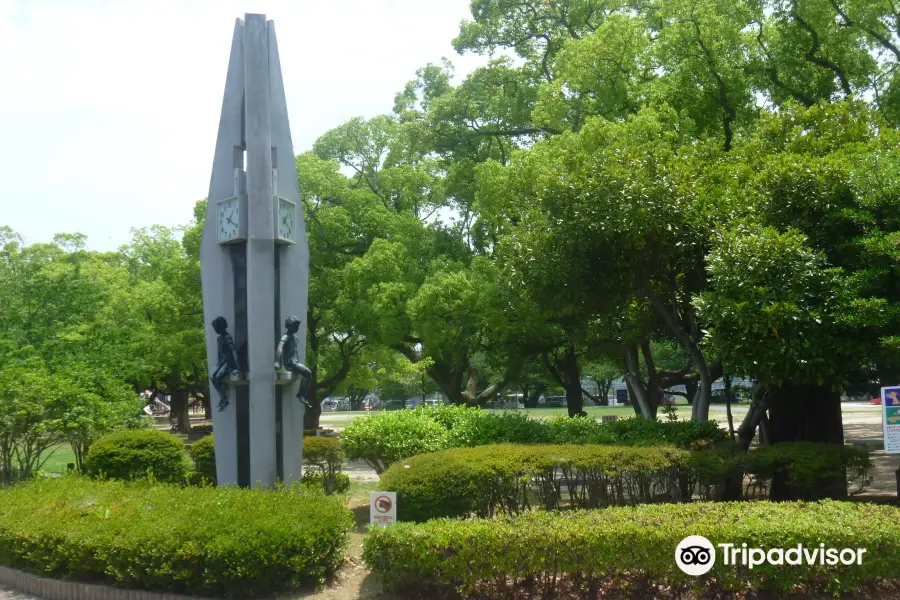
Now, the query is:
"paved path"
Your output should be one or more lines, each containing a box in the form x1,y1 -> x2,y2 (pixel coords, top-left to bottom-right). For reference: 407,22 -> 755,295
0,586 -> 35,599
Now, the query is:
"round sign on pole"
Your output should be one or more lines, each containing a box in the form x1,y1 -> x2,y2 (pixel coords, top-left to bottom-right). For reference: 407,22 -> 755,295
374,495 -> 392,513
370,491 -> 397,527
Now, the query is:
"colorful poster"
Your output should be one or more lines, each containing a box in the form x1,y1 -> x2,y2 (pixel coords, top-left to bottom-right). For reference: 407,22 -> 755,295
881,387 -> 900,454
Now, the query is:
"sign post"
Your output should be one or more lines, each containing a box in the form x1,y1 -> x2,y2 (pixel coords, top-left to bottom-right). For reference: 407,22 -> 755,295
370,491 -> 397,527
880,386 -> 900,454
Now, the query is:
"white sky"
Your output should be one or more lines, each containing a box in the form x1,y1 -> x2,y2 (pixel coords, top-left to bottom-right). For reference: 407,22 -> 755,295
0,0 -> 485,251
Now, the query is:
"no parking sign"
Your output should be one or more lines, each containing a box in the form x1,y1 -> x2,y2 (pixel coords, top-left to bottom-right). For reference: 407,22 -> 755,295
370,491 -> 397,527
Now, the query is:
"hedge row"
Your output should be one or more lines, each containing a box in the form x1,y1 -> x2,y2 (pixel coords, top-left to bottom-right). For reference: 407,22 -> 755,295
364,500 -> 900,597
0,477 -> 353,598
342,406 -> 726,473
380,442 -> 871,522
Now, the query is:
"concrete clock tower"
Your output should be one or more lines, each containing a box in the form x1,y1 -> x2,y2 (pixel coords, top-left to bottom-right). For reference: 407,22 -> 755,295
200,14 -> 309,488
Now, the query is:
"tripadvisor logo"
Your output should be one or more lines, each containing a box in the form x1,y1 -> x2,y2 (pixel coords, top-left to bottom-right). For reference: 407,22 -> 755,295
675,536 -> 868,576
676,536 -> 716,576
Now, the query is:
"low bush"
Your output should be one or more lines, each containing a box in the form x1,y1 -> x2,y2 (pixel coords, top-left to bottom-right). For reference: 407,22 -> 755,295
413,403 -> 481,430
341,410 -> 447,474
0,477 -> 354,597
544,415 -> 617,444
344,407 -> 728,469
380,444 -> 688,522
189,434 -> 216,483
85,430 -> 187,484
743,441 -> 871,499
364,500 -> 900,598
602,417 -> 728,448
446,410 -> 551,447
301,472 -> 350,494
380,441 -> 871,521
190,423 -> 213,434
303,437 -> 346,494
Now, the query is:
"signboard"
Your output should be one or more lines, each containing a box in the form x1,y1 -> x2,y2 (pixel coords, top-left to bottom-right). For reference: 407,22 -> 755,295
881,386 -> 900,454
601,415 -> 618,424
370,491 -> 397,527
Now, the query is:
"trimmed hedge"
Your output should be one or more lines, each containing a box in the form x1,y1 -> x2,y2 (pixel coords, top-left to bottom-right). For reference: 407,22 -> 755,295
344,406 -> 727,475
0,477 -> 353,597
85,429 -> 187,484
380,442 -> 872,521
364,501 -> 900,597
380,444 -> 688,522
189,434 -> 216,483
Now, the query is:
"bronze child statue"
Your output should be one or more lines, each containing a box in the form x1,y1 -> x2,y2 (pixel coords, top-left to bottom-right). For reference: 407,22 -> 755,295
210,316 -> 241,412
274,315 -> 312,408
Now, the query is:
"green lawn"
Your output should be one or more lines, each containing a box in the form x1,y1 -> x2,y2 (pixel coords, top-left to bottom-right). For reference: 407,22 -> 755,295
39,443 -> 77,473
345,480 -> 379,504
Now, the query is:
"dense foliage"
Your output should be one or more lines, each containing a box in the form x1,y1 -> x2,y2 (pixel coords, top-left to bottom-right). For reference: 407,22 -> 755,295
343,406 -> 726,474
380,442 -> 870,521
0,477 -> 353,597
380,444 -> 689,522
364,501 -> 900,597
340,409 -> 448,474
85,430 -> 188,485
189,434 -> 216,483
302,436 -> 347,494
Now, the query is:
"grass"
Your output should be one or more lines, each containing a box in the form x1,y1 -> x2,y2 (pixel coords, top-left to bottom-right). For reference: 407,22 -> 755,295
39,443 -> 77,473
345,480 -> 379,505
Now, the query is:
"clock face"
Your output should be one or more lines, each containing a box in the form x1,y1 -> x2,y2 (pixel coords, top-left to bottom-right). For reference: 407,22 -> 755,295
217,197 -> 240,243
277,197 -> 295,242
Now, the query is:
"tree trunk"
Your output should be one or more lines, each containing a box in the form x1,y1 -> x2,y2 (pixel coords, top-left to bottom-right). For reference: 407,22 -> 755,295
348,388 -> 368,411
685,380 -> 697,406
523,383 -> 544,409
170,390 -> 192,433
201,393 -> 212,420
599,379 -> 611,406
767,383 -> 846,500
724,375 -> 735,442
623,344 -> 655,419
645,292 -> 712,420
737,382 -> 768,452
562,346 -> 585,417
429,364 -> 466,405
304,384 -> 321,430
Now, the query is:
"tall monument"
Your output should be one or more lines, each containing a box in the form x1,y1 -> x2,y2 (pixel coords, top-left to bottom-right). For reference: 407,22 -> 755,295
200,14 -> 309,488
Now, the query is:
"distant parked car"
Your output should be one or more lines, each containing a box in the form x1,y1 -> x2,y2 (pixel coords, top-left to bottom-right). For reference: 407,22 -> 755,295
871,397 -> 882,405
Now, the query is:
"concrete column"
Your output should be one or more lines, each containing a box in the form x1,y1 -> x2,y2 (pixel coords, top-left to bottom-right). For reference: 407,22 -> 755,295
243,14 -> 277,488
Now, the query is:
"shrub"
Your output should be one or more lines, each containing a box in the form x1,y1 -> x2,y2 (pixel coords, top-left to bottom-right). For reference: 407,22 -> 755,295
743,441 -> 871,499
413,403 -> 482,430
85,430 -> 187,484
0,477 -> 353,597
303,437 -> 345,494
603,417 -> 728,448
189,434 -> 216,483
364,500 -> 900,597
380,444 -> 689,522
304,436 -> 344,472
301,472 -> 350,494
191,423 -> 213,434
446,410 -> 551,447
544,415 -> 617,444
341,410 -> 448,474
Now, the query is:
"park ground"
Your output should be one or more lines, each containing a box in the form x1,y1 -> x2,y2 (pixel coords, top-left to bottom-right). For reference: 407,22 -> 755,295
16,402 -> 897,600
